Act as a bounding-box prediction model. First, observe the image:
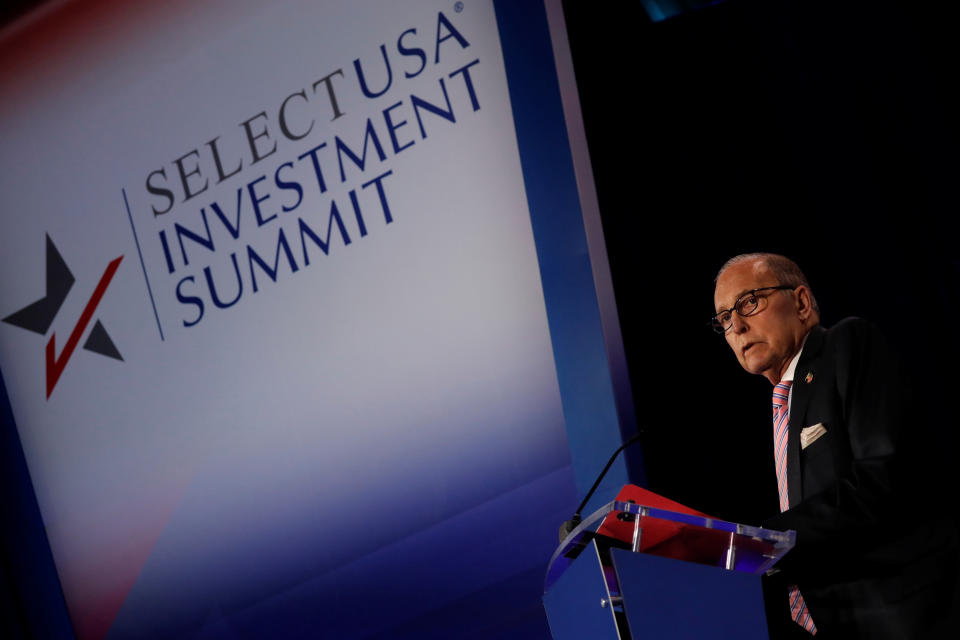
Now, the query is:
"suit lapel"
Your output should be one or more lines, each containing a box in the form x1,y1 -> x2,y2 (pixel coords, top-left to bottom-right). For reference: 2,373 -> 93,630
786,325 -> 826,508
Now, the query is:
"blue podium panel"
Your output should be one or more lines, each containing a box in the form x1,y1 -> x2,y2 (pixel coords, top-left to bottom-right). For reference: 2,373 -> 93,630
543,541 -> 620,640
611,548 -> 769,640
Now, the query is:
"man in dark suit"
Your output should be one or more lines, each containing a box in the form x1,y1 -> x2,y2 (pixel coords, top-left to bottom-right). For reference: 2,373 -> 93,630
712,253 -> 957,639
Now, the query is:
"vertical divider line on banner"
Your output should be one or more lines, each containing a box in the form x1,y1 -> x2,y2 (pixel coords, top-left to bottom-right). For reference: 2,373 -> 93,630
122,187 -> 165,341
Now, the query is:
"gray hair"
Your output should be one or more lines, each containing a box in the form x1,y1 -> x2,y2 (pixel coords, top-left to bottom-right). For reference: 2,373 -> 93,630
717,253 -> 820,314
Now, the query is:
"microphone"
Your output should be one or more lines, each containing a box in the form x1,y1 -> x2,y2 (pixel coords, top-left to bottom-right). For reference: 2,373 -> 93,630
558,432 -> 644,543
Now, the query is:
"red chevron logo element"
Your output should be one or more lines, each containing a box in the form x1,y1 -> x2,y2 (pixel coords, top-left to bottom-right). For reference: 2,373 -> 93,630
45,256 -> 123,398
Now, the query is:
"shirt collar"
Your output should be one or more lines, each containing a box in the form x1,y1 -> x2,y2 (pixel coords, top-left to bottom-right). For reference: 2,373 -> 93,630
779,334 -> 808,384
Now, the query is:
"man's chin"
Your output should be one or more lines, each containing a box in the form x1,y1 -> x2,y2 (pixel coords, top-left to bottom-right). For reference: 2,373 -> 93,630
738,356 -> 770,379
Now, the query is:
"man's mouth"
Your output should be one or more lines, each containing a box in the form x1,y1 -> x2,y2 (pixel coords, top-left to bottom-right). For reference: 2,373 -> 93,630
742,342 -> 757,355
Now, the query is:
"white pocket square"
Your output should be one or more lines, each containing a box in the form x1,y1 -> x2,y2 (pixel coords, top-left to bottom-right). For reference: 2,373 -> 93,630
800,423 -> 827,449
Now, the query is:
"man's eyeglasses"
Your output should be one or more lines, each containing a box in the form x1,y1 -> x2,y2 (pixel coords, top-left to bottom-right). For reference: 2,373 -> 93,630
710,286 -> 795,334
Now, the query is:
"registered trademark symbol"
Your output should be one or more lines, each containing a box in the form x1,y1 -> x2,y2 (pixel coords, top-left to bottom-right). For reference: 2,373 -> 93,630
454,1 -> 464,13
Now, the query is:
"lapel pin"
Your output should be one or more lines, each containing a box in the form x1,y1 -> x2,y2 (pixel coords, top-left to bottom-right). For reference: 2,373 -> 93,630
805,372 -> 814,384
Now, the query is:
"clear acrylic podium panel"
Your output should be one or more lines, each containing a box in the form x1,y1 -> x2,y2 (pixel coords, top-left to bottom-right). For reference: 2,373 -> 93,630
545,500 -> 796,594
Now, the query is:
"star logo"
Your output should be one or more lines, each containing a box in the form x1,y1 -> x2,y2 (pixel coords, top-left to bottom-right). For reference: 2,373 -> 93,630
3,234 -> 124,398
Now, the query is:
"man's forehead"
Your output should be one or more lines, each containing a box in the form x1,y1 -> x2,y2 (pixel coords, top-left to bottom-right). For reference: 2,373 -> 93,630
714,260 -> 773,307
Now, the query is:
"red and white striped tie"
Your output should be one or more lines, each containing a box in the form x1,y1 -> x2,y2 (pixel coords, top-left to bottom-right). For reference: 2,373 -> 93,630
773,381 -> 817,635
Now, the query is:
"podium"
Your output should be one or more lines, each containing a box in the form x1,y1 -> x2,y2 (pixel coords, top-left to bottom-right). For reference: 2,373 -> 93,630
543,486 -> 796,639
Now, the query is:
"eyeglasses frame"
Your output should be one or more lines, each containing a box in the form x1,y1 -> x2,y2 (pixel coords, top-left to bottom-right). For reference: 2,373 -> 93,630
710,285 -> 796,334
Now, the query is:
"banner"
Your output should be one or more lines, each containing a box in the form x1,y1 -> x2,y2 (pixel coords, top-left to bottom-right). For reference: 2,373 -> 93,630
0,1 -> 630,637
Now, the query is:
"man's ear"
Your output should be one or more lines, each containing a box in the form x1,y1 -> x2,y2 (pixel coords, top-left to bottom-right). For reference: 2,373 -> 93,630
795,286 -> 813,321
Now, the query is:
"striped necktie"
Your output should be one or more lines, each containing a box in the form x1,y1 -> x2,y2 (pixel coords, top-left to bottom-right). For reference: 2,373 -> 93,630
772,381 -> 817,635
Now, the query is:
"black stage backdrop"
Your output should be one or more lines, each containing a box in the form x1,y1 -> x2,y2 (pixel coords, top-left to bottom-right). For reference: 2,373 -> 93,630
562,0 -> 959,526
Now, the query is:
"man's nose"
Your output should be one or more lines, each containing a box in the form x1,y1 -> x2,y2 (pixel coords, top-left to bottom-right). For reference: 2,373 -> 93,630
730,312 -> 749,333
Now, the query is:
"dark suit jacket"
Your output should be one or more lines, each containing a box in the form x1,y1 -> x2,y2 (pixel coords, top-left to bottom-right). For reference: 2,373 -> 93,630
762,318 -> 958,639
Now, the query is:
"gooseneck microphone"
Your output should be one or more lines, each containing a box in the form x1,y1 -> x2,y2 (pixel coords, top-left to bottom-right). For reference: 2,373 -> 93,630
558,432 -> 644,543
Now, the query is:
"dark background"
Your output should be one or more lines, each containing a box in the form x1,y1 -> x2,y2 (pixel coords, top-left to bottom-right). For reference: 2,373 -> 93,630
562,0 -> 959,524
